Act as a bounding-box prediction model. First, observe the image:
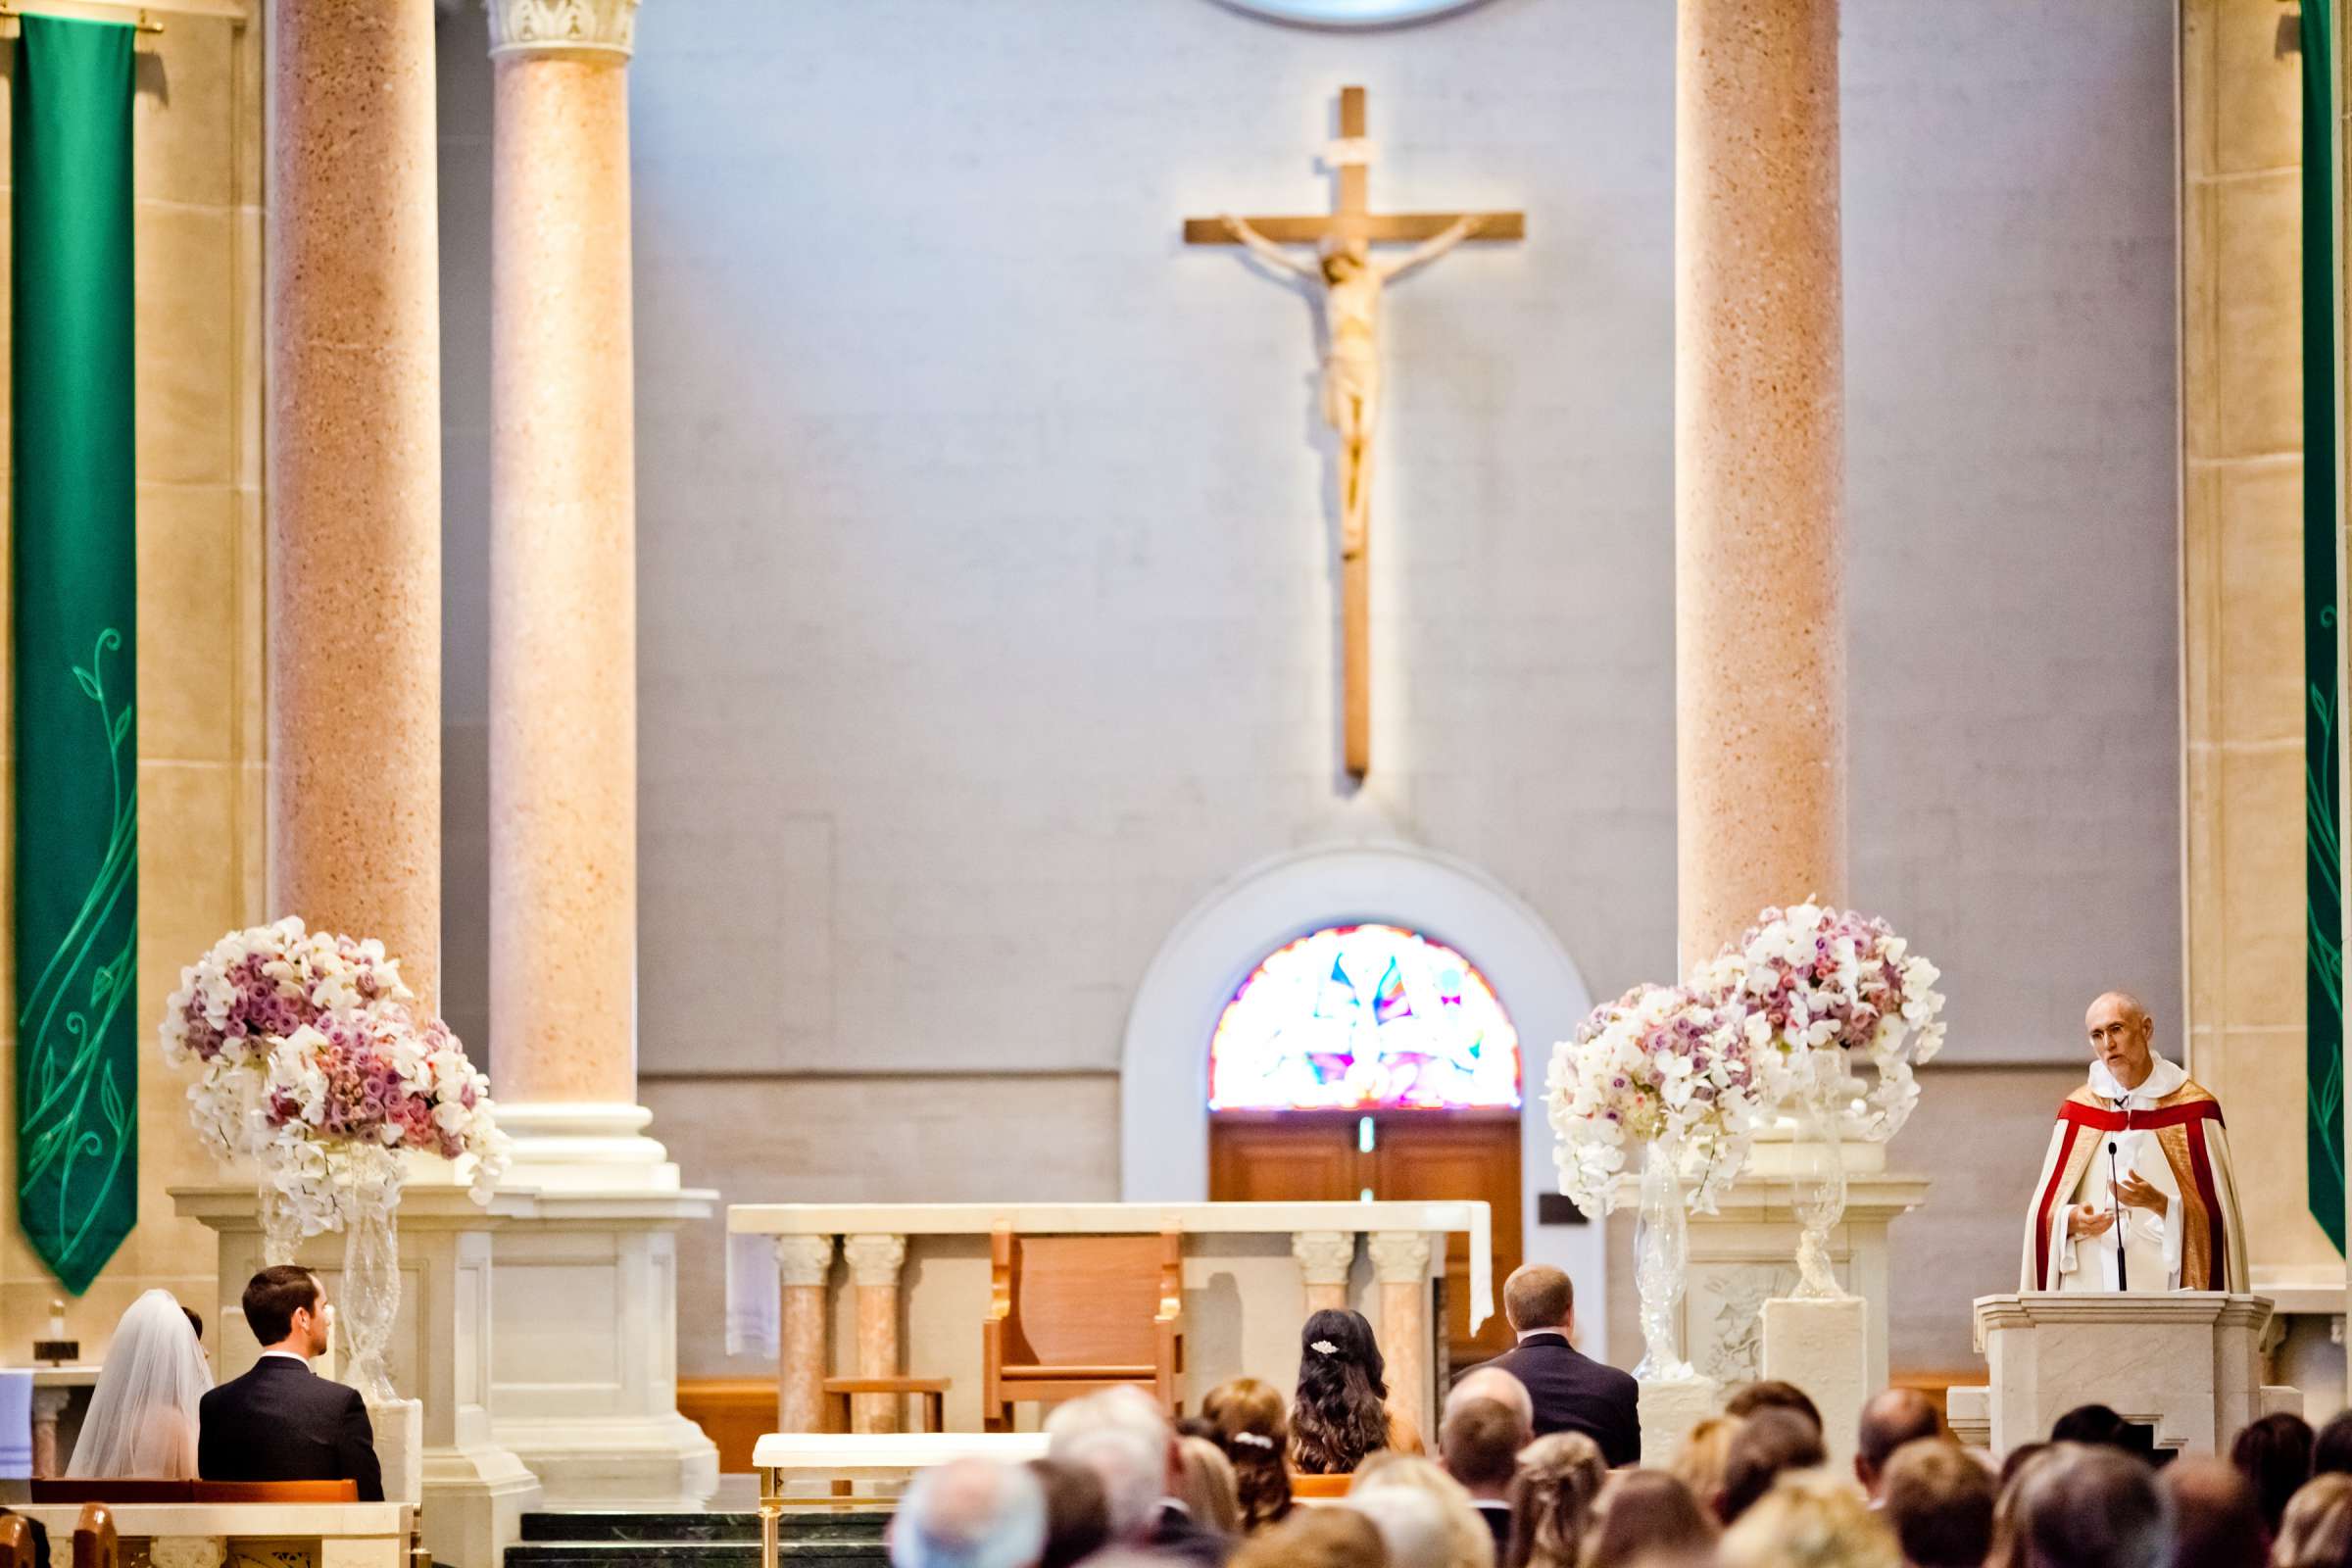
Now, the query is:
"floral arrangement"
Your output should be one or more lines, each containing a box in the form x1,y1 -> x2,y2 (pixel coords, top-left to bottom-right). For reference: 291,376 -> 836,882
161,917 -> 510,1237
1688,901 -> 1947,1141
1547,982 -> 1783,1218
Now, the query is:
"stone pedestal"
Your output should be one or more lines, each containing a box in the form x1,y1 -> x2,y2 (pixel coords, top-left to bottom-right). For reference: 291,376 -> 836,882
369,1397 -> 424,1509
1760,1296 -> 1868,1468
1638,1376 -> 1720,1468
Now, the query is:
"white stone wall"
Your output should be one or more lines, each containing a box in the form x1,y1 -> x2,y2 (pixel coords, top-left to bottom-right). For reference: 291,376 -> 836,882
434,0 -> 2181,1380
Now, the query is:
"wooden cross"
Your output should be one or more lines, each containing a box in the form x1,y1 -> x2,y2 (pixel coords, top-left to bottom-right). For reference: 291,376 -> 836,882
1186,87 -> 1522,779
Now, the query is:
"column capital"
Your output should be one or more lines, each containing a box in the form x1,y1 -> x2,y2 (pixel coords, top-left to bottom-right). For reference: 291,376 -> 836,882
774,1234 -> 836,1288
488,0 -> 640,63
1367,1230 -> 1433,1284
843,1233 -> 907,1288
1292,1230 -> 1357,1288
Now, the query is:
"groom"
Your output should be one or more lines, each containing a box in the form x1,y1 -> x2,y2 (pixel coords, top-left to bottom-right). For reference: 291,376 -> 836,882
198,1266 -> 384,1500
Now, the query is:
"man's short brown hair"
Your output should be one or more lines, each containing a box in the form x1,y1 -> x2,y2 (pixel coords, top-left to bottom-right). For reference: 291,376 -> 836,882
1440,1396 -> 1523,1490
1502,1264 -> 1572,1332
242,1265 -> 320,1346
1883,1440 -> 1994,1568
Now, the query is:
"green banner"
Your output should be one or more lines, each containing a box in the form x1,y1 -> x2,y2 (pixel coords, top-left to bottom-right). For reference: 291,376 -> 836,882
12,15 -> 138,1295
2305,0 -> 2346,1254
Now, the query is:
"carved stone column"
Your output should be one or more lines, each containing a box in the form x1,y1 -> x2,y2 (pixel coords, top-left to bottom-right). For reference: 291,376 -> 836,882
1292,1230 -> 1356,1315
29,1387 -> 70,1477
1369,1231 -> 1434,1443
775,1235 -> 836,1434
844,1234 -> 907,1433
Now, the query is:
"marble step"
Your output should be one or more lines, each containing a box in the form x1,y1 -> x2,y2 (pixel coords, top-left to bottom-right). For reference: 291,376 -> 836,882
516,1513 -> 888,1544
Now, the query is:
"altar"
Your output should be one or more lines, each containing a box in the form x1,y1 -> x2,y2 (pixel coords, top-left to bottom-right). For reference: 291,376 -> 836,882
726,1201 -> 1491,1440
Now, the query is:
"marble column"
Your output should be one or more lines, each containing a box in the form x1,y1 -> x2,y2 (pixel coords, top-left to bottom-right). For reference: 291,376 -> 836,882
267,0 -> 442,996
776,1236 -> 836,1435
28,1389 -> 70,1478
845,1235 -> 907,1434
1368,1232 -> 1433,1443
1292,1230 -> 1356,1315
1674,0 -> 1847,965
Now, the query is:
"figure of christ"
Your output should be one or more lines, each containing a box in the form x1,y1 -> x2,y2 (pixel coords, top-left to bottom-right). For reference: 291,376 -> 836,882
1218,215 -> 1485,568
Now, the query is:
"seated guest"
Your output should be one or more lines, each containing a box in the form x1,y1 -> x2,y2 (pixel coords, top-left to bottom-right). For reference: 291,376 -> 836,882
1354,1451 -> 1495,1568
1468,1266 -> 1638,1467
2233,1412 -> 2316,1536
1857,1389 -> 1945,1501
1882,1440 -> 1994,1568
1726,1380 -> 1825,1435
1175,1436 -> 1243,1539
2276,1472 -> 2352,1568
1582,1471 -> 1718,1568
2159,1456 -> 2268,1568
1722,1472 -> 1899,1568
2317,1413 -> 2352,1479
1439,1397 -> 1522,1556
1346,1485 -> 1455,1568
1998,1443 -> 2051,1491
197,1267 -> 382,1500
68,1290 -> 211,1479
2006,1444 -> 2167,1568
1294,1309 -> 1420,1474
1045,1387 -> 1230,1566
1200,1377 -> 1291,1533
1446,1368 -> 1534,1446
1502,1431 -> 1606,1568
1231,1507 -> 1389,1568
1671,1415 -> 1744,1516
891,1457 -> 1047,1568
1024,1457 -> 1107,1568
2047,1404 -> 2155,1464
1719,1408 -> 1828,1527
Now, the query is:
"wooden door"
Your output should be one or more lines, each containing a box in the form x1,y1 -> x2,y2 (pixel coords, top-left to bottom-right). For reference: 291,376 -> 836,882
1207,1110 -> 1521,1366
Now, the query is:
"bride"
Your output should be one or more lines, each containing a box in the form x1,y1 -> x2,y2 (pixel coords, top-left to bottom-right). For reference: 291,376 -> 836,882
68,1290 -> 212,1478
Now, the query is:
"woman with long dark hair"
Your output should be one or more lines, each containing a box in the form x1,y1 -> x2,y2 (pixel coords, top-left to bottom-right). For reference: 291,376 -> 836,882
1291,1308 -> 1420,1473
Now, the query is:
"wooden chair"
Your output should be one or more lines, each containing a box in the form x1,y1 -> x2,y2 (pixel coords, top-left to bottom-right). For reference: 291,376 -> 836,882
982,1227 -> 1182,1431
191,1481 -> 360,1503
0,1513 -> 37,1568
1289,1472 -> 1352,1501
29,1481 -> 192,1504
72,1505 -> 115,1568
820,1378 -> 949,1435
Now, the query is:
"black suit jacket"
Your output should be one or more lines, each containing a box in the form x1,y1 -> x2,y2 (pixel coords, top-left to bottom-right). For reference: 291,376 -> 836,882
1152,1503 -> 1235,1567
197,1355 -> 384,1501
1470,1332 -> 1641,1468
1474,1500 -> 1513,1557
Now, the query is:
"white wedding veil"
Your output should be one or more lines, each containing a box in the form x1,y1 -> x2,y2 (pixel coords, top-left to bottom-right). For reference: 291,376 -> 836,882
67,1288 -> 212,1479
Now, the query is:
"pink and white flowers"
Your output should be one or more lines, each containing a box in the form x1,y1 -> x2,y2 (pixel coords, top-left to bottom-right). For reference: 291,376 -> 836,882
1547,983 -> 1783,1217
161,918 -> 509,1236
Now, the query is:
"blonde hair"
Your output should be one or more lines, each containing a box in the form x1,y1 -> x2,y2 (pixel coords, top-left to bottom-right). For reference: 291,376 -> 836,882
1503,1431 -> 1605,1568
1232,1507 -> 1389,1568
1720,1472 -> 1899,1568
1351,1452 -> 1496,1568
2275,1473 -> 2352,1568
1670,1416 -> 1744,1515
1176,1435 -> 1243,1538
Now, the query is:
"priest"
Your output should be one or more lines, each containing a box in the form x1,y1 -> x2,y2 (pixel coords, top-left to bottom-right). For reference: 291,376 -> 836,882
2021,991 -> 2247,1293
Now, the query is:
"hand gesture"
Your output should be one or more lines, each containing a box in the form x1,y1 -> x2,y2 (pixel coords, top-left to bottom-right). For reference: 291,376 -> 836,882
2115,1172 -> 2169,1216
2067,1202 -> 2115,1240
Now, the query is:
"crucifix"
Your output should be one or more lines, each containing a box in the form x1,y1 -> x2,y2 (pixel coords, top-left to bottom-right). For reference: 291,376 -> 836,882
1186,86 -> 1523,779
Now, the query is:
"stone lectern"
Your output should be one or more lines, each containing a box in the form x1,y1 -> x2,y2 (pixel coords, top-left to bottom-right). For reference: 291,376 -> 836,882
1962,1292 -> 2295,1456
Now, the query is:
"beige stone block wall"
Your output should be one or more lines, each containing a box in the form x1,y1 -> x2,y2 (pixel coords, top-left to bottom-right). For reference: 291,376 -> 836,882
0,12 -> 265,1356
2180,0 -> 2341,1284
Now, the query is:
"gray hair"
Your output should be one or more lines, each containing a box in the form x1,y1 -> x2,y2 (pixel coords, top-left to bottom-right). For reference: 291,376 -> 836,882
1044,1390 -> 1174,1544
1346,1486 -> 1453,1568
890,1458 -> 1048,1568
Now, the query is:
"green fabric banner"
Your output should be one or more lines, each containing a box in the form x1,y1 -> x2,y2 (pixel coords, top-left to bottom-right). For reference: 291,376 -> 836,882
2304,1 -> 2346,1255
12,15 -> 138,1295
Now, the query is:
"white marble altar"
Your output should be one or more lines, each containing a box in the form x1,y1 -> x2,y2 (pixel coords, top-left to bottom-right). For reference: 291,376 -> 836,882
16,1502 -> 408,1568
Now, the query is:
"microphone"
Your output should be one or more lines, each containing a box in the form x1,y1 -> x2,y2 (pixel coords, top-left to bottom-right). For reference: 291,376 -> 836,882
2107,1139 -> 2129,1291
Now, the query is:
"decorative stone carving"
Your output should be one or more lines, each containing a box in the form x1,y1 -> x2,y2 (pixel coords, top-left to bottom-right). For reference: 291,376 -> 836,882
844,1233 -> 907,1288
776,1234 -> 837,1288
487,0 -> 639,61
1292,1230 -> 1356,1286
150,1539 -> 225,1568
1367,1231 -> 1432,1284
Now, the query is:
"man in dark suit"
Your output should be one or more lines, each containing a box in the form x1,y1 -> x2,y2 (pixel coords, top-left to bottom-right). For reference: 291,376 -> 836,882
1465,1264 -> 1640,1467
198,1266 -> 384,1500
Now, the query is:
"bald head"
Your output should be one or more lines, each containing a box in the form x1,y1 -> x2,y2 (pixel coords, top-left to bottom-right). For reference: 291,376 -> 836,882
1446,1367 -> 1534,1442
2085,991 -> 2156,1091
1855,1389 -> 1943,1496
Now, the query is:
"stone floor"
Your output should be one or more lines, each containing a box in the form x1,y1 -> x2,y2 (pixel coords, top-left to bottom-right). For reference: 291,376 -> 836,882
505,1511 -> 889,1568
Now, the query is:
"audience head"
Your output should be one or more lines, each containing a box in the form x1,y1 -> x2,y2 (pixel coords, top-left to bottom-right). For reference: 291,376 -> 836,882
1721,1408 -> 1830,1526
1201,1375 -> 1292,1532
1858,1389 -> 1945,1498
1997,1445 -> 2051,1492
2316,1413 -> 2352,1479
1883,1439 -> 1995,1568
1232,1507 -> 1390,1568
241,1265 -> 330,1356
2158,1455 -> 2267,1568
1721,1471 -> 1900,1568
1504,1430 -> 1606,1568
1500,1265 -> 1574,1338
1043,1388 -> 1176,1544
2008,1443 -> 2167,1568
1440,1397 -> 1524,1501
1348,1484 -> 1458,1568
1446,1367 -> 1535,1447
1294,1308 -> 1394,1475
2230,1410 -> 2313,1536
1583,1470 -> 1719,1568
1175,1435 -> 1242,1538
1727,1381 -> 1826,1437
2276,1471 -> 2352,1568
1671,1416 -> 1744,1517
1353,1453 -> 1495,1568
890,1457 -> 1048,1568
1022,1458 -> 1107,1568
2046,1405 -> 2144,1458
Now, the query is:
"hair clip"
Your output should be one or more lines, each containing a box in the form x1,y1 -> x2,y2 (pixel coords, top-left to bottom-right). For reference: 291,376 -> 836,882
1232,1431 -> 1277,1449
1311,1339 -> 1339,1355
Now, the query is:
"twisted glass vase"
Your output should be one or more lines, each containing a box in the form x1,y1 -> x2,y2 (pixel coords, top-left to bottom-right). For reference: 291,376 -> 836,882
1632,1138 -> 1695,1381
338,1144 -> 404,1404
1790,1093 -> 1851,1300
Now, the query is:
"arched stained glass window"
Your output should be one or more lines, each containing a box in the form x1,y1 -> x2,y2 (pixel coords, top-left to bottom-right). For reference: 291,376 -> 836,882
1208,923 -> 1521,1110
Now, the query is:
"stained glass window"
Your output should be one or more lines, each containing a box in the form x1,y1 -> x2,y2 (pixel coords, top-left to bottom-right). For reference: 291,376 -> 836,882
1207,923 -> 1521,1111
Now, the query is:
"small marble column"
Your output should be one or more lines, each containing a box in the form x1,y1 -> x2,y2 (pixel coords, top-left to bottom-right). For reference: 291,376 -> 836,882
1674,0 -> 1846,963
267,0 -> 443,996
29,1388 -> 70,1477
1369,1232 -> 1433,1443
775,1235 -> 836,1435
1293,1230 -> 1356,1315
844,1234 -> 907,1434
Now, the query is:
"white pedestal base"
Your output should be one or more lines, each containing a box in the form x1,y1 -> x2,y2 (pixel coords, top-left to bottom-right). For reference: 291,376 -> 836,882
1638,1375 -> 1721,1467
1760,1296 -> 1868,1469
368,1397 -> 423,1508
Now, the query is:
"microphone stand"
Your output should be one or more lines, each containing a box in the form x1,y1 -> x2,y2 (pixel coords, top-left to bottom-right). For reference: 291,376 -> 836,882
2107,1133 -> 2129,1292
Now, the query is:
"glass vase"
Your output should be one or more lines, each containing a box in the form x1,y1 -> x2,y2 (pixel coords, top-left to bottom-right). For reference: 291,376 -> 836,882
1631,1138 -> 1695,1382
258,1179 -> 303,1266
338,1146 -> 403,1404
1790,1093 -> 1850,1300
